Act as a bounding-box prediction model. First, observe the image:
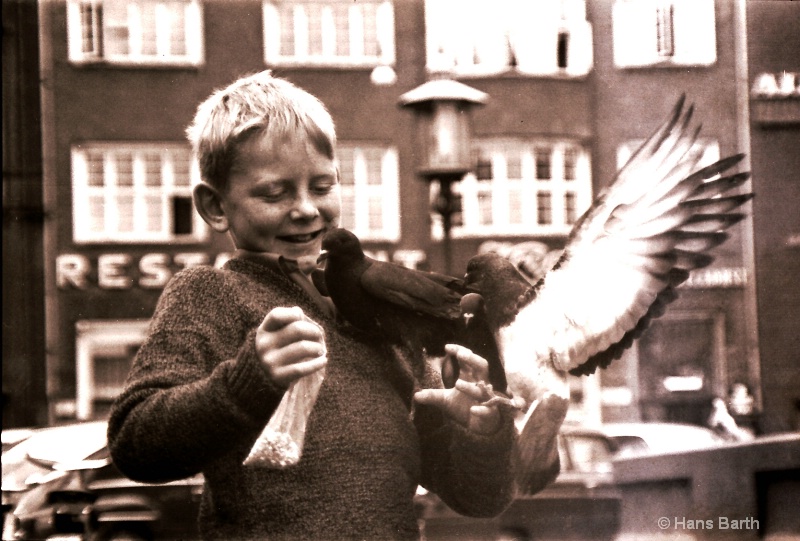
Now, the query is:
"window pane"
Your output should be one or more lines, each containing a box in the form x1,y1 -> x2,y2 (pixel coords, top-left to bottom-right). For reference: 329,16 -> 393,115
565,192 -> 578,224
307,5 -> 323,56
334,5 -> 349,56
361,3 -> 378,57
337,147 -> 355,185
506,152 -> 522,179
172,195 -> 193,235
173,153 -> 191,186
340,191 -> 356,229
557,30 -> 569,69
140,3 -> 158,56
103,1 -> 130,56
478,192 -> 492,225
656,3 -> 675,57
535,146 -> 552,180
509,188 -> 523,224
537,192 -> 552,224
279,5 -> 296,56
115,153 -> 134,187
144,152 -> 162,186
145,194 -> 161,232
169,3 -> 187,56
94,354 -> 133,397
117,194 -> 135,232
475,151 -> 493,180
80,3 -> 99,54
564,147 -> 578,180
87,151 -> 105,186
88,195 -> 105,232
365,148 -> 383,185
368,194 -> 382,230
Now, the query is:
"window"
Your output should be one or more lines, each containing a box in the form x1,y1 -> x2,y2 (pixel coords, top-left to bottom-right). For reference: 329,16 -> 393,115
337,144 -> 400,241
72,143 -> 208,243
612,0 -> 716,68
426,0 -> 593,77
263,1 -> 395,67
67,0 -> 203,66
75,320 -> 149,420
432,139 -> 591,238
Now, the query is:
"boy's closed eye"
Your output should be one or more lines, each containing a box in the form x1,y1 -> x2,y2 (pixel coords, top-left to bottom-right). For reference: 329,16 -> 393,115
310,175 -> 337,194
254,181 -> 289,202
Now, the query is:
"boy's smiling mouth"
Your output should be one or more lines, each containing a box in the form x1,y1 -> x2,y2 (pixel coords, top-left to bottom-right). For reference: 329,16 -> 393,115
278,230 -> 324,244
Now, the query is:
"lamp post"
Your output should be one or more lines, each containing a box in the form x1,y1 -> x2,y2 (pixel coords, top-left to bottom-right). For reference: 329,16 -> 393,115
398,79 -> 487,274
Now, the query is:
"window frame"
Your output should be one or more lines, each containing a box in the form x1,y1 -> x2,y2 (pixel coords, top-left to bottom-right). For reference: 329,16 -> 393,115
432,138 -> 592,239
262,0 -> 396,68
612,0 -> 717,69
71,142 -> 208,244
66,0 -> 204,66
425,0 -> 593,78
75,319 -> 149,420
336,143 -> 401,242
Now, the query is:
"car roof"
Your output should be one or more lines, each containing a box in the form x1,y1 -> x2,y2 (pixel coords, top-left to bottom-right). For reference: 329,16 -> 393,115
601,422 -> 726,454
3,421 -> 108,466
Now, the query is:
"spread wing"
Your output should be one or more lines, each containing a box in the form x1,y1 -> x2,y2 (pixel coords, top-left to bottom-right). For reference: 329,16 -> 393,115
511,96 -> 753,374
360,260 -> 466,320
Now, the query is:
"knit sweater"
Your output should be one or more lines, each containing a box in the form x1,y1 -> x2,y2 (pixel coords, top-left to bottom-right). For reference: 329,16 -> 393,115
107,255 -> 515,541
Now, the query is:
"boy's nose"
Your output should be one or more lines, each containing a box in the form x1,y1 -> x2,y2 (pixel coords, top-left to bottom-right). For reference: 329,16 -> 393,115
290,194 -> 320,220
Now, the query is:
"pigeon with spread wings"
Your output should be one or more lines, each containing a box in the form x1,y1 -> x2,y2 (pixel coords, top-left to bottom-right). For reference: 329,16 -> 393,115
465,96 -> 753,420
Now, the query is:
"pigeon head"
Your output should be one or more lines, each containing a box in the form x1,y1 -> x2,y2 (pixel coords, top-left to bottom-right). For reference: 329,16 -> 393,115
318,228 -> 365,264
465,252 -> 532,329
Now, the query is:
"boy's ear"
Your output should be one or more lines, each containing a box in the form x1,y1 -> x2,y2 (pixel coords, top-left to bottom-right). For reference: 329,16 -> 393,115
193,182 -> 229,234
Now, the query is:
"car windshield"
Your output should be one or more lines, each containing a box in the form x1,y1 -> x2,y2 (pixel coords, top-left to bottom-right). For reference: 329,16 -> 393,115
562,434 -> 615,474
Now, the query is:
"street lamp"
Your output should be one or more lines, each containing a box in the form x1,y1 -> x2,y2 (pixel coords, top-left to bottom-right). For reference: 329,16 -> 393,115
398,78 -> 488,274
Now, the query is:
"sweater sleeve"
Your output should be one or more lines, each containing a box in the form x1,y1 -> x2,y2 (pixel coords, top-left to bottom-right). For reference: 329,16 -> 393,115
415,402 -> 517,518
108,267 -> 286,484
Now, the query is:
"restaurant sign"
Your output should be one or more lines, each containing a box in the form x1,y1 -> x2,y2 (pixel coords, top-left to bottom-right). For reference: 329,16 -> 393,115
56,249 -> 429,290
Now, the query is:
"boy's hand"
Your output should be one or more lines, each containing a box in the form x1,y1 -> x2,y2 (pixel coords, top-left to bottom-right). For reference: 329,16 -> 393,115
255,307 -> 327,387
414,344 -> 502,435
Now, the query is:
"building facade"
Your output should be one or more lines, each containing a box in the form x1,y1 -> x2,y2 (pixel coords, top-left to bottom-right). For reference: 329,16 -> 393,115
13,0 -> 794,432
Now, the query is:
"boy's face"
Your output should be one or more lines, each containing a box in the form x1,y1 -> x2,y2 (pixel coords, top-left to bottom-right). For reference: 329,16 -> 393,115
219,133 -> 341,260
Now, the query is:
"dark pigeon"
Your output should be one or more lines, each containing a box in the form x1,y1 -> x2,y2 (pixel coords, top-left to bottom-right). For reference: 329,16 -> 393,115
317,228 -> 472,361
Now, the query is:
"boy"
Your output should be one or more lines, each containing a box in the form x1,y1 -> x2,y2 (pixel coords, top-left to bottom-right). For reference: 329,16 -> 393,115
107,71 -> 516,540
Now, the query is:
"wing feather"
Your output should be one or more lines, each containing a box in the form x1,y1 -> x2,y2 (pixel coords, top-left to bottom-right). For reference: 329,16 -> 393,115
360,261 -> 464,319
507,97 -> 752,374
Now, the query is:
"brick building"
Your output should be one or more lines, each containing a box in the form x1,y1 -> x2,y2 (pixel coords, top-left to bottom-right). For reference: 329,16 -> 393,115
5,0 -> 797,432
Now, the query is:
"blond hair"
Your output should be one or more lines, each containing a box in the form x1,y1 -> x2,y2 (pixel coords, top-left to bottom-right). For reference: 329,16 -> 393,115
186,70 -> 336,191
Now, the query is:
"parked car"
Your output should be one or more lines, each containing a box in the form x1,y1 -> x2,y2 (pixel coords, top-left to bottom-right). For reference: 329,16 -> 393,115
2,421 -> 203,541
415,424 -> 621,541
601,422 -> 729,458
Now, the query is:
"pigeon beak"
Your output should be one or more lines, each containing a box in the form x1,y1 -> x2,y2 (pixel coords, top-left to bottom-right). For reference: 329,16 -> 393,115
317,250 -> 329,265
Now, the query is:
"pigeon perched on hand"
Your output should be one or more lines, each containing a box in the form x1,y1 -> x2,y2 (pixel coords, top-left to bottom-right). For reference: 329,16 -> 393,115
464,96 -> 753,418
317,228 -> 472,361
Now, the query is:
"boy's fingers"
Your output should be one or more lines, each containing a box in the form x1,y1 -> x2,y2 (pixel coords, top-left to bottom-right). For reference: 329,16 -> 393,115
444,344 -> 489,382
273,356 -> 327,383
455,379 -> 490,402
275,341 -> 327,365
261,306 -> 306,332
468,405 -> 501,434
413,388 -> 446,409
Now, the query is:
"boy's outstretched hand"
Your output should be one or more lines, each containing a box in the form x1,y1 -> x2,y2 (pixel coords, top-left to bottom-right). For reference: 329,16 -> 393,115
414,344 -> 503,435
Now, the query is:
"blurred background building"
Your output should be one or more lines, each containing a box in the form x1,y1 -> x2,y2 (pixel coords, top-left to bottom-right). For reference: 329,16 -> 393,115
4,0 -> 798,433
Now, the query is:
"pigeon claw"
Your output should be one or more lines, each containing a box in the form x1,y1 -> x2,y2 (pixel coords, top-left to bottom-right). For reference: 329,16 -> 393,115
476,381 -> 524,412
